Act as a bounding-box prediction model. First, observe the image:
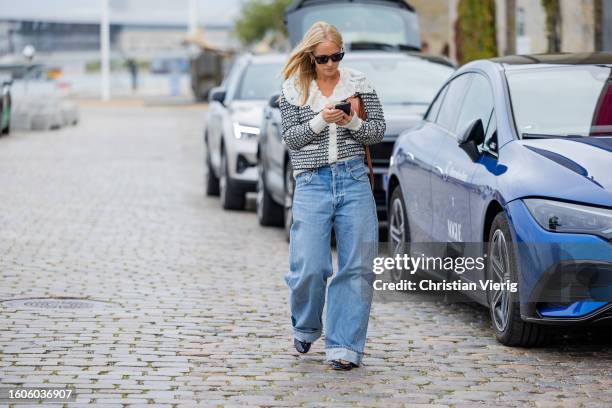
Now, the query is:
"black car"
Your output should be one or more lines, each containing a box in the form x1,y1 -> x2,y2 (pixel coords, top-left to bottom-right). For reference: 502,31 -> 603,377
256,52 -> 454,237
285,0 -> 421,51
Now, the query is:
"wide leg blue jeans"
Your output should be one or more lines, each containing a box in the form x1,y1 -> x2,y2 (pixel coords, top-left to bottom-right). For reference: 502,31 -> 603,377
285,156 -> 378,366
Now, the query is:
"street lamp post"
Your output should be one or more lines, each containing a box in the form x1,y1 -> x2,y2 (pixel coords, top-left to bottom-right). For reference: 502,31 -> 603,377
188,0 -> 198,36
100,0 -> 110,101
22,44 -> 35,95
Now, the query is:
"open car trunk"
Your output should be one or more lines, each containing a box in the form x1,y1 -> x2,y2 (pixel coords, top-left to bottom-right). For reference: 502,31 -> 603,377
284,0 -> 421,51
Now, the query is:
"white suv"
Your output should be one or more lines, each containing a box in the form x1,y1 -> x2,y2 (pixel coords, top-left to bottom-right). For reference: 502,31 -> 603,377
204,53 -> 286,210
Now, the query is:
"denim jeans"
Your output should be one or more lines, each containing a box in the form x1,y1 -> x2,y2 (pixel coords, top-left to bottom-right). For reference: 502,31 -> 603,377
285,156 -> 378,366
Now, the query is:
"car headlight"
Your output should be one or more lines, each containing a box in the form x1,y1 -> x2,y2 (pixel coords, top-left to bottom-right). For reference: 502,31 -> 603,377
233,123 -> 260,139
524,198 -> 612,240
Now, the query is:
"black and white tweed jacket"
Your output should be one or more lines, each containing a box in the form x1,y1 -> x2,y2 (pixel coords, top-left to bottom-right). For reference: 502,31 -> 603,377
279,66 -> 386,174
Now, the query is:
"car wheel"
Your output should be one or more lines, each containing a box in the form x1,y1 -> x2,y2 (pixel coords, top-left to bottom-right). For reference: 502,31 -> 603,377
0,98 -> 7,135
219,148 -> 246,210
283,161 -> 294,242
0,111 -> 11,135
205,141 -> 220,196
487,212 -> 552,347
3,116 -> 10,135
387,185 -> 410,284
256,160 -> 283,226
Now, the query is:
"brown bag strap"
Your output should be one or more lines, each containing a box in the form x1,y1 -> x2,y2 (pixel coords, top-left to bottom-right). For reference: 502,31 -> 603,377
365,146 -> 375,190
355,95 -> 375,190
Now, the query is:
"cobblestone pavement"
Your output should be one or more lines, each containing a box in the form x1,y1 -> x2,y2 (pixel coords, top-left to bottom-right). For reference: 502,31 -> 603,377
1,103 -> 611,407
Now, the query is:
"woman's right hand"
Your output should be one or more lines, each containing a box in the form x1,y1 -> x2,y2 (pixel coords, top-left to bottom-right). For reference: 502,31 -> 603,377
321,104 -> 345,124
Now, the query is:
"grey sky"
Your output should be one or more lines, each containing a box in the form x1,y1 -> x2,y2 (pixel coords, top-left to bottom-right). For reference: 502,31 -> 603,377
0,0 -> 242,26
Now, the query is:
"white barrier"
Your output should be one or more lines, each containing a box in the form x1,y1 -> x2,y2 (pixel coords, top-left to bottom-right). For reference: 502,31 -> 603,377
11,97 -> 79,131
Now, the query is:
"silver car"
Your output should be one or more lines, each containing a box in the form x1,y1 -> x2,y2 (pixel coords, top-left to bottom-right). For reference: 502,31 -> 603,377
204,53 -> 286,210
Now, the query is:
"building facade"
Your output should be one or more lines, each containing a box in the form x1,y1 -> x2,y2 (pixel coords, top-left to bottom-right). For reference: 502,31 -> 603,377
410,0 -> 604,64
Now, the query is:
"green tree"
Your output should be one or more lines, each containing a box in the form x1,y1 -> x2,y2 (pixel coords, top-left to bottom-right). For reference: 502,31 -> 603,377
594,0 -> 602,51
505,0 -> 516,55
234,0 -> 293,46
455,0 -> 498,64
541,0 -> 561,52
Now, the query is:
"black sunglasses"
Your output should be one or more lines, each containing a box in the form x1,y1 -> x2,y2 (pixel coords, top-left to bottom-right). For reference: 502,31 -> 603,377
312,51 -> 345,65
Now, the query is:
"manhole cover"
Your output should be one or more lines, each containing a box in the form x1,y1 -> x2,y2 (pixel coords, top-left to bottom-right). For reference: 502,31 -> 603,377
1,298 -> 114,310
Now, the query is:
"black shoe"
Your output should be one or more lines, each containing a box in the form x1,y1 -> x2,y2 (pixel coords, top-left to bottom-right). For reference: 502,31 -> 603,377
330,359 -> 358,371
294,338 -> 311,354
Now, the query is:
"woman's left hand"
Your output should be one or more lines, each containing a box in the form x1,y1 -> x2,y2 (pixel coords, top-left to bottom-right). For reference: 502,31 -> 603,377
335,112 -> 353,126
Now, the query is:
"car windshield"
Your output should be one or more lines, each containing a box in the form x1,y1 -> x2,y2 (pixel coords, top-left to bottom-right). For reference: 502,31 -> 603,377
299,4 -> 419,48
236,63 -> 284,100
506,65 -> 612,137
347,59 -> 454,105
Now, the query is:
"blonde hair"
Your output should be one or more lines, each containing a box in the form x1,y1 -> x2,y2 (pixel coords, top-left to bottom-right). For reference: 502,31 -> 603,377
283,21 -> 343,105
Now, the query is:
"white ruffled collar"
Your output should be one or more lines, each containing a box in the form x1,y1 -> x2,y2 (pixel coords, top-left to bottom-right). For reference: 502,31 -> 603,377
282,66 -> 374,112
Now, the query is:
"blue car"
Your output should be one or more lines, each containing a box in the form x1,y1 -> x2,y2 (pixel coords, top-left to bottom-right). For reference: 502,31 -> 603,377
385,52 -> 612,346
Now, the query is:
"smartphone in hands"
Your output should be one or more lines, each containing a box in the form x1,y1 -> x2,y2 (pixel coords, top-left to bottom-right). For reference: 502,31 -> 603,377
334,101 -> 352,116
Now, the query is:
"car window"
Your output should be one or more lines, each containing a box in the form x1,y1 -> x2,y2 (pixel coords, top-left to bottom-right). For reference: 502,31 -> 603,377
455,73 -> 494,137
436,73 -> 472,132
482,110 -> 498,153
235,62 -> 284,100
298,4 -> 419,48
347,59 -> 453,105
220,62 -> 237,88
506,65 -> 612,137
223,59 -> 247,101
425,84 -> 449,122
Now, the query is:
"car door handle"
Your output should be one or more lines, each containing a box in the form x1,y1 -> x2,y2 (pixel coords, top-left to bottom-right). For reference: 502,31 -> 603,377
396,148 -> 413,163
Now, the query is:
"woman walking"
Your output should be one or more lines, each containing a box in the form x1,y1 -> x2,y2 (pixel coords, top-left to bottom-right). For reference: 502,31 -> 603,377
279,21 -> 386,370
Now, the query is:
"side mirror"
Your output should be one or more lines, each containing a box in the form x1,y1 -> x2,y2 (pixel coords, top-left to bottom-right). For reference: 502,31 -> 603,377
268,93 -> 280,109
209,87 -> 226,105
458,118 -> 485,162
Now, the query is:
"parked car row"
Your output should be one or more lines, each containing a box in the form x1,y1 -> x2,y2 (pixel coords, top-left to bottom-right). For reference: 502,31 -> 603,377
203,0 -> 611,347
203,50 -> 454,225
204,50 -> 612,347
